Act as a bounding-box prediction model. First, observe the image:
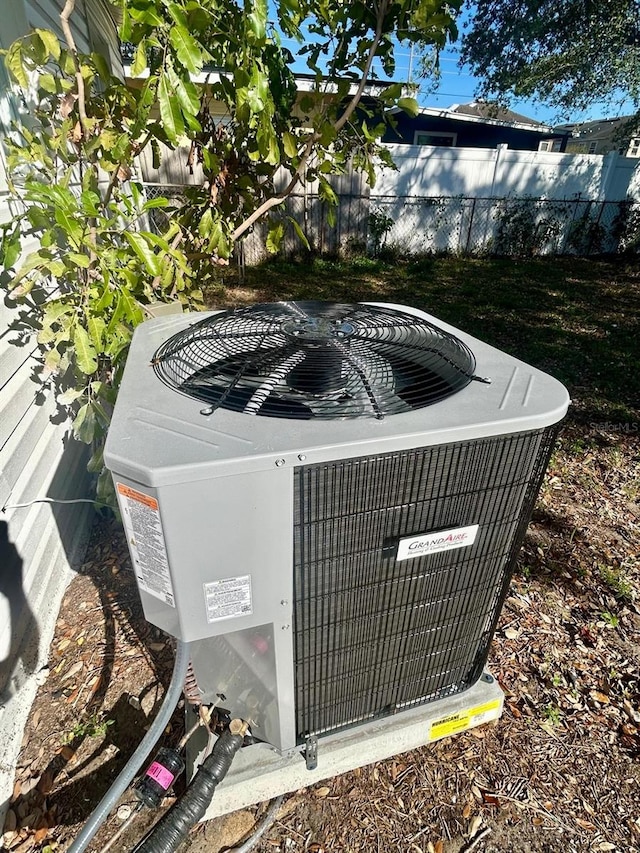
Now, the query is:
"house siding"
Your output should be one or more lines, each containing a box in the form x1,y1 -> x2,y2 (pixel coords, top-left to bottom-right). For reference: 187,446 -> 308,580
384,112 -> 568,152
0,0 -> 120,819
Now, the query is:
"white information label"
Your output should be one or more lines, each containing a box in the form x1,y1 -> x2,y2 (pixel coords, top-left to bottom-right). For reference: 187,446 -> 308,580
116,483 -> 175,607
396,524 -> 479,561
204,575 -> 253,622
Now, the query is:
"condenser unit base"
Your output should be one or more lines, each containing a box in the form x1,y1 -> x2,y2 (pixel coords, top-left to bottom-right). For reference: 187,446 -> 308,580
189,672 -> 503,822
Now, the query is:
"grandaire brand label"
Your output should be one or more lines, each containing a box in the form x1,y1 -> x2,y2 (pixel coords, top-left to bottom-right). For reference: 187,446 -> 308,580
396,524 -> 479,561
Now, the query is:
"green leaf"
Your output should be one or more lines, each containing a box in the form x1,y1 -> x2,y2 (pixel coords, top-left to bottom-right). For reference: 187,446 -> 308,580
166,64 -> 201,124
54,207 -> 83,245
157,74 -> 185,143
37,325 -> 59,344
12,250 -> 50,285
91,380 -> 117,405
398,97 -> 420,118
142,197 -> 170,210
39,73 -> 57,94
44,348 -> 61,373
207,220 -> 231,259
106,293 -> 125,335
43,301 -> 74,327
87,446 -> 104,474
58,387 -> 85,404
67,252 -> 91,268
168,24 -> 203,75
88,315 -> 106,349
47,259 -> 67,277
256,116 -> 280,165
282,131 -> 297,158
288,216 -> 310,251
131,39 -> 148,77
151,138 -> 161,170
72,402 -> 97,444
1,228 -> 21,269
266,222 -> 285,254
247,0 -> 268,40
92,51 -> 111,83
318,176 -> 339,206
95,281 -> 113,312
119,288 -> 143,324
80,190 -> 100,216
198,207 -> 213,238
5,42 -> 28,87
73,324 -> 98,375
124,231 -> 162,276
35,29 -> 60,61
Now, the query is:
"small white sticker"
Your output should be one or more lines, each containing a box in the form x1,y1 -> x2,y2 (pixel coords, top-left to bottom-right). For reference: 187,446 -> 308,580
204,576 -> 253,622
116,483 -> 176,607
396,524 -> 479,561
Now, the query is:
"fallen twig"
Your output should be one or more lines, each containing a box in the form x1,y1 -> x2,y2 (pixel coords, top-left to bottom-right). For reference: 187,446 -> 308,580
460,826 -> 491,852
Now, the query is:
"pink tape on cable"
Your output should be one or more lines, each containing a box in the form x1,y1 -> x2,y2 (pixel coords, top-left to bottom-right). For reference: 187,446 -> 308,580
145,761 -> 175,790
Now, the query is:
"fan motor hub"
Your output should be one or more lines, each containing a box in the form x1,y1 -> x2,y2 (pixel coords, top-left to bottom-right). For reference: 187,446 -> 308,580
281,317 -> 355,345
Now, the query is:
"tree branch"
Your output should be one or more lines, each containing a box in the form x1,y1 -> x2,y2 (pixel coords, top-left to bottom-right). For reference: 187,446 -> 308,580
335,0 -> 390,133
231,132 -> 319,242
232,0 -> 391,243
60,0 -> 88,133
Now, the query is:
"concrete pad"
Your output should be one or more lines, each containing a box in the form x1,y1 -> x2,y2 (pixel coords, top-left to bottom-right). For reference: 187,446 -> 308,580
192,673 -> 503,822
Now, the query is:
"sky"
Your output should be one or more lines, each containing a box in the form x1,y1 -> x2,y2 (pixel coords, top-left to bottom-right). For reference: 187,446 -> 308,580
379,45 -> 636,127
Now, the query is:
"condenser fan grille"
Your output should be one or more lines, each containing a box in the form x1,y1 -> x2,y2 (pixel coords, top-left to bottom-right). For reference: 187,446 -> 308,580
152,301 -> 477,420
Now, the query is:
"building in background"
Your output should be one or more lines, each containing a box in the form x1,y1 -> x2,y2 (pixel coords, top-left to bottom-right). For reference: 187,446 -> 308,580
556,116 -> 640,157
383,102 -> 569,152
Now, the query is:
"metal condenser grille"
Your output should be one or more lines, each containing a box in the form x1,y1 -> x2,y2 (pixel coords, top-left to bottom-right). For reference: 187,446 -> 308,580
292,427 -> 559,742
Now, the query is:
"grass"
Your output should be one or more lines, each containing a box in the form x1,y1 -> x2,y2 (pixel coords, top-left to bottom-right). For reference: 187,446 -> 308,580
596,562 -> 634,601
63,712 -> 114,744
207,255 -> 640,425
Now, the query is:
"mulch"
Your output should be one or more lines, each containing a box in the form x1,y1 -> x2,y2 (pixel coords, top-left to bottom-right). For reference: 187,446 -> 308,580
2,422 -> 639,853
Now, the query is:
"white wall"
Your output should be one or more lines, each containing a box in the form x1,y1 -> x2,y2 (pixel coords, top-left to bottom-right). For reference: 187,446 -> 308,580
376,143 -> 640,203
0,0 -> 120,822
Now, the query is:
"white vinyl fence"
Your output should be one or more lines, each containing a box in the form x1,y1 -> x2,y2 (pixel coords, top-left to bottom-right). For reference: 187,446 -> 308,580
376,144 -> 640,203
368,144 -> 640,257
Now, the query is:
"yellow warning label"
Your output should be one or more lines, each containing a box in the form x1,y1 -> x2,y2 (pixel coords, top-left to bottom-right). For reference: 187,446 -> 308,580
429,699 -> 502,741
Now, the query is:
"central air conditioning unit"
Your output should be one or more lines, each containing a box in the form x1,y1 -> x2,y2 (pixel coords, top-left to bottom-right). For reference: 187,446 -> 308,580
104,301 -> 569,816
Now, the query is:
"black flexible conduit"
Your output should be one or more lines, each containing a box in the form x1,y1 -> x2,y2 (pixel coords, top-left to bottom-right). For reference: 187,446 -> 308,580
133,721 -> 247,853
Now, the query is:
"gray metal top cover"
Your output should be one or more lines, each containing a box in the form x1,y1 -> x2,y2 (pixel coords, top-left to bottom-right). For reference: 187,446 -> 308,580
104,302 -> 570,487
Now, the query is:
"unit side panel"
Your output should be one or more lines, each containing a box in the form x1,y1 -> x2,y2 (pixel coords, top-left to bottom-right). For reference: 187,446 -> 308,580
149,469 -> 297,751
112,476 -> 182,637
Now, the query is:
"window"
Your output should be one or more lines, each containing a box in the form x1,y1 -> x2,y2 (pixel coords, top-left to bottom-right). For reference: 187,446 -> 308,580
588,142 -> 598,154
627,137 -> 640,157
413,131 -> 457,147
538,138 -> 563,152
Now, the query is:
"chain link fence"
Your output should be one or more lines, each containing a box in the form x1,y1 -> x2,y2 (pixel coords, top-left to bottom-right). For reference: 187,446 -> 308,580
143,183 -> 640,262
370,195 -> 640,257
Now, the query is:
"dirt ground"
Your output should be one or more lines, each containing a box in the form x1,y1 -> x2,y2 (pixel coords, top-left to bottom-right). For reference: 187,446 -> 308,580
2,415 -> 639,853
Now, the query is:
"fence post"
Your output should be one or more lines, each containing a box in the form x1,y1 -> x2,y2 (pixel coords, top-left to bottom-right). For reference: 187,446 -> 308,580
489,143 -> 508,197
599,151 -> 619,202
465,197 -> 477,253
